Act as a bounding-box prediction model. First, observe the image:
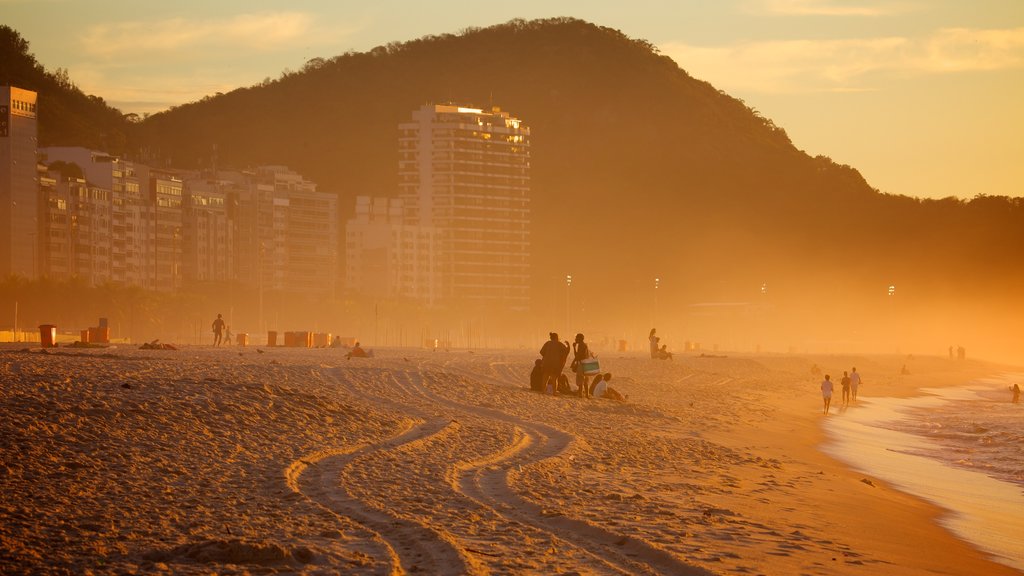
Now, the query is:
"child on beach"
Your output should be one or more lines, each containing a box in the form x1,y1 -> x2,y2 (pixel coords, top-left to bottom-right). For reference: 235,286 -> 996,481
821,375 -> 834,415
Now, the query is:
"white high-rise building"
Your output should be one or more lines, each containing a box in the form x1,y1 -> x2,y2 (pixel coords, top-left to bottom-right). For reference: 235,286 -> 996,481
396,104 -> 531,309
0,86 -> 40,279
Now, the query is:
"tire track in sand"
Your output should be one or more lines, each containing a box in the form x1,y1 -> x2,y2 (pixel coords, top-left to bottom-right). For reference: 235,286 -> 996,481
398,361 -> 716,576
286,368 -> 476,576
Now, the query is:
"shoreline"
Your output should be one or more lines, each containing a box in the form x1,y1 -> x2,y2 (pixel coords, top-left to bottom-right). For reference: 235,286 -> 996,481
820,379 -> 1024,572
702,353 -> 1023,576
1,346 -> 1021,574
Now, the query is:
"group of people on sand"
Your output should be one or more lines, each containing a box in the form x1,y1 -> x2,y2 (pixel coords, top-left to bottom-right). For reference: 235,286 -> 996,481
532,332 -> 622,400
819,367 -> 862,415
648,328 -> 673,360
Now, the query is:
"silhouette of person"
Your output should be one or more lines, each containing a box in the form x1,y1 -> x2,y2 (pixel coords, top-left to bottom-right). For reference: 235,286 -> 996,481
1012,383 -> 1020,404
849,367 -> 862,402
649,328 -> 658,359
572,333 -> 591,398
530,359 -> 545,392
540,333 -> 568,396
346,341 -> 367,359
840,371 -> 851,405
211,314 -> 226,346
821,374 -> 834,415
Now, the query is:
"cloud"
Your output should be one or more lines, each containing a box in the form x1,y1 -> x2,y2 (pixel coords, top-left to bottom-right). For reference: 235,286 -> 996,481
660,27 -> 1024,93
747,0 -> 914,17
80,12 -> 315,58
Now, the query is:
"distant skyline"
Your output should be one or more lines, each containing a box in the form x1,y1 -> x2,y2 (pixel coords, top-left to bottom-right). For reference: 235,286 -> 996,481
5,0 -> 1023,200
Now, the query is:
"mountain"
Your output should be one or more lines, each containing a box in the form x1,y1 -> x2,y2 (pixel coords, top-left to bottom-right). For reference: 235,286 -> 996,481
130,19 -> 1022,288
11,18 -> 1024,356
0,26 -> 130,153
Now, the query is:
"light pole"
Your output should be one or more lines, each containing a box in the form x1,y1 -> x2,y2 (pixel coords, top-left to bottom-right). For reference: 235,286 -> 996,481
653,277 -> 660,327
565,274 -> 572,331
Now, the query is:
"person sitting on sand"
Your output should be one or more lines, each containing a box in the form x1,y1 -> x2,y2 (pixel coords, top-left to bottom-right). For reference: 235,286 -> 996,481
591,373 -> 613,398
821,374 -> 834,415
556,373 -> 574,395
657,344 -> 673,360
530,359 -> 545,392
346,342 -> 368,359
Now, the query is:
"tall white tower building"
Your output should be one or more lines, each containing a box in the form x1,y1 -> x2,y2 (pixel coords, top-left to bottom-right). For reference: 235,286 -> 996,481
397,104 -> 531,309
0,86 -> 39,279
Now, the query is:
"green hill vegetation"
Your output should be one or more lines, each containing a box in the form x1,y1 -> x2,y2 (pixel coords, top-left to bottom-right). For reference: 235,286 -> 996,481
4,19 -> 1023,357
0,25 -> 129,153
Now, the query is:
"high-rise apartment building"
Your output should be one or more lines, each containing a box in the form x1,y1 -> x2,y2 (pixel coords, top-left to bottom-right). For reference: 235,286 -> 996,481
396,104 -> 531,309
0,86 -> 40,278
41,147 -> 148,287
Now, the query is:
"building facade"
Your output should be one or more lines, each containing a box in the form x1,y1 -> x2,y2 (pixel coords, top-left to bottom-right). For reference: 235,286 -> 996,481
35,149 -> 337,296
0,86 -> 40,278
399,104 -> 531,308
351,103 -> 531,309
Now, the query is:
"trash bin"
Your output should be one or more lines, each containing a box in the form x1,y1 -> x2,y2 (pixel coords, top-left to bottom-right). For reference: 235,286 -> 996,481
39,324 -> 57,348
267,331 -> 277,347
80,329 -> 91,344
237,333 -> 249,347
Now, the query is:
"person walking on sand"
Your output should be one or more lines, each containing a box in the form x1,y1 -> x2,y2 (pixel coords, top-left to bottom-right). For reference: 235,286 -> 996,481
821,374 -> 834,414
540,333 -> 568,396
211,313 -> 226,346
849,367 -> 862,402
571,333 -> 592,398
840,371 -> 851,405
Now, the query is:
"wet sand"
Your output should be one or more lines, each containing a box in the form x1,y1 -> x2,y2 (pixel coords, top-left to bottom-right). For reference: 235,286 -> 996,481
0,344 -> 1018,575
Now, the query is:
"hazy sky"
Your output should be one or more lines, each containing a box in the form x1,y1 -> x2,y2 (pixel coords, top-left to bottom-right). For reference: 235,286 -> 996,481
5,0 -> 1022,200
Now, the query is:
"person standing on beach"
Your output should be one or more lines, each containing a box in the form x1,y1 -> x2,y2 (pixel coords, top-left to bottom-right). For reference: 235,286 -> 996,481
540,333 -> 568,396
571,333 -> 591,398
840,371 -> 851,405
211,314 -> 226,346
1012,383 -> 1020,404
649,328 -> 658,359
850,367 -> 862,402
821,374 -> 834,414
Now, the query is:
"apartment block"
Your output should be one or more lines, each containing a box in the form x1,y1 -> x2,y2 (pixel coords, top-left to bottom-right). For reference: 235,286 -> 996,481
0,86 -> 40,278
347,104 -> 531,308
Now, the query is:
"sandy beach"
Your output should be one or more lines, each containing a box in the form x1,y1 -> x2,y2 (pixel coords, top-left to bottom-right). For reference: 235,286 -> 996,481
0,344 -> 1019,575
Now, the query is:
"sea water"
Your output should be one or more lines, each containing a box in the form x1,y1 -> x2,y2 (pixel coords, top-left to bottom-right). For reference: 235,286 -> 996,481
821,374 -> 1024,572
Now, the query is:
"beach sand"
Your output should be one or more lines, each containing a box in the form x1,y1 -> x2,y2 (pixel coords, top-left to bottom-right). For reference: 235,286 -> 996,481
0,344 -> 1018,575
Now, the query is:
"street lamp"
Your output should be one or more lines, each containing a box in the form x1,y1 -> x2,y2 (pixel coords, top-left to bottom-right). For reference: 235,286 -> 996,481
888,284 -> 895,297
566,274 -> 572,330
654,277 -> 660,326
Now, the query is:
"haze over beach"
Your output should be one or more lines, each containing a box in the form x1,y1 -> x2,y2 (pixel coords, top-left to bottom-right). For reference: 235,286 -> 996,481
2,1 -> 1024,574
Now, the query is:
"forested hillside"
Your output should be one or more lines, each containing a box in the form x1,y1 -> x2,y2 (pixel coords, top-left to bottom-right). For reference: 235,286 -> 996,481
129,19 -> 1023,305
7,18 -> 1023,356
0,26 -> 129,153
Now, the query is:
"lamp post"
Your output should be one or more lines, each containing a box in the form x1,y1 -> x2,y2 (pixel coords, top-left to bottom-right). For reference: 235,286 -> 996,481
565,274 -> 572,331
654,277 -> 660,327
